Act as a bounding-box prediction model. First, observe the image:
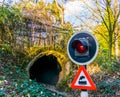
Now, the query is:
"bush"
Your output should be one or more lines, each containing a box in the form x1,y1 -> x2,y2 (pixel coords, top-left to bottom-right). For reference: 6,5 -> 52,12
94,49 -> 119,73
0,63 -> 66,97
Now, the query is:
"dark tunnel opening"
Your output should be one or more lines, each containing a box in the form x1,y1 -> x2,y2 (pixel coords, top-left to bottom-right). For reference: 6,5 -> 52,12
29,54 -> 62,85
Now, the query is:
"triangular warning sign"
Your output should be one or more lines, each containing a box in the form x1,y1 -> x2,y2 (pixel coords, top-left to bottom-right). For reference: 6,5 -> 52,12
71,66 -> 96,90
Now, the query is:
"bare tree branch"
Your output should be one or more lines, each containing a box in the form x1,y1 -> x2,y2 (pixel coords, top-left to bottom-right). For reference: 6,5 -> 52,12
96,0 -> 110,32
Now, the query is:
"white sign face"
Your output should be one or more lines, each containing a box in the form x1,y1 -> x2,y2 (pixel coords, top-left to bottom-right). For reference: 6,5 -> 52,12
74,71 -> 91,87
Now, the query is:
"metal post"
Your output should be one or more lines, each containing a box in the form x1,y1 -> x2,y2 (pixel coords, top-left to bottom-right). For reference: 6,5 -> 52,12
81,65 -> 88,97
81,90 -> 88,97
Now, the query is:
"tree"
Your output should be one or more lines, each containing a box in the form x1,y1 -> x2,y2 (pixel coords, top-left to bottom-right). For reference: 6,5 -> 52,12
80,0 -> 120,61
113,0 -> 120,62
0,4 -> 22,44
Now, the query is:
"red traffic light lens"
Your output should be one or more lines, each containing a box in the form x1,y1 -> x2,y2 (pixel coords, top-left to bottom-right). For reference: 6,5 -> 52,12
76,42 -> 87,53
72,40 -> 87,53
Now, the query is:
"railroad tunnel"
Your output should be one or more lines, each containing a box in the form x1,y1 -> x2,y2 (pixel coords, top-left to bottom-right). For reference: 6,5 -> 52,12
28,54 -> 64,85
27,50 -> 71,85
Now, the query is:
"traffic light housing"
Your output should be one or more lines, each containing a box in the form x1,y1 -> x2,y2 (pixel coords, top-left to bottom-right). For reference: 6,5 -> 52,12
67,31 -> 98,65
72,38 -> 89,57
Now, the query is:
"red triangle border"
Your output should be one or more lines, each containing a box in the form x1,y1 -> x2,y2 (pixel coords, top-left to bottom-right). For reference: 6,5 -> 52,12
71,66 -> 96,90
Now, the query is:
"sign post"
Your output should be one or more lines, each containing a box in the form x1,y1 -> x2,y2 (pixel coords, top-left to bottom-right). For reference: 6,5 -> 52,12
81,65 -> 88,97
67,31 -> 98,97
81,90 -> 88,97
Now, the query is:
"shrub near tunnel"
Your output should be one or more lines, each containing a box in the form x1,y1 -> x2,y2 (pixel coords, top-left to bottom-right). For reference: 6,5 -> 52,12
26,50 -> 70,85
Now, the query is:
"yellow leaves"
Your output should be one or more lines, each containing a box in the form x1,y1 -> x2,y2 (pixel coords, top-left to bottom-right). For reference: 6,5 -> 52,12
63,22 -> 72,30
8,32 -> 12,40
25,3 -> 33,9
37,1 -> 45,8
87,63 -> 102,75
27,46 -> 67,66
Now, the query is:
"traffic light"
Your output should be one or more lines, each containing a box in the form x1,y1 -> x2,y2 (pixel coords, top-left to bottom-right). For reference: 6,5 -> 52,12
67,31 -> 98,65
71,38 -> 89,57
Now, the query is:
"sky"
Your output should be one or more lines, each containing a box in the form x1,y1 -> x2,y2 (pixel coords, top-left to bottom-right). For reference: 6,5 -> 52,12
1,0 -> 120,32
2,0 -> 99,28
64,0 -> 91,26
43,0 -> 93,26
2,0 -> 91,25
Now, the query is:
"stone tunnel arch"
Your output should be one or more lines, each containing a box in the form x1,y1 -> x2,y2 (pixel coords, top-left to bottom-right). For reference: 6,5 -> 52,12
27,50 -> 70,85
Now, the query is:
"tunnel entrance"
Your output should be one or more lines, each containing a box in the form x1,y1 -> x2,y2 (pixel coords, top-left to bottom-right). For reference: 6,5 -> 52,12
29,54 -> 62,85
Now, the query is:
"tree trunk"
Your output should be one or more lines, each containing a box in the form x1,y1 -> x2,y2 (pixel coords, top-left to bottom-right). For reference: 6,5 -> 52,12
114,35 -> 119,62
108,35 -> 112,61
114,0 -> 120,62
114,22 -> 119,62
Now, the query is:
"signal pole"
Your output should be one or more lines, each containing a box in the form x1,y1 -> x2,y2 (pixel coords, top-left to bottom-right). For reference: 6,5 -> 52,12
67,31 -> 98,97
81,65 -> 88,97
81,90 -> 88,97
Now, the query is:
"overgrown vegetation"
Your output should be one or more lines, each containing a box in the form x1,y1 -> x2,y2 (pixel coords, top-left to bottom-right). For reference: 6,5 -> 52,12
0,0 -> 120,97
0,55 -> 66,97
